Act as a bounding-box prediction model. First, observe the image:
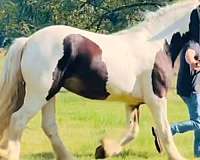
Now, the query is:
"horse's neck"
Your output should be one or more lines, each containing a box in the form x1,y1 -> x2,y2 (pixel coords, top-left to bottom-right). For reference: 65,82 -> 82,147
147,9 -> 191,42
122,0 -> 198,43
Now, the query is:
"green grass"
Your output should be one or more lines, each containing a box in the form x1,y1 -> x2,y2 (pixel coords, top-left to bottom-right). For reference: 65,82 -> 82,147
20,90 -> 193,160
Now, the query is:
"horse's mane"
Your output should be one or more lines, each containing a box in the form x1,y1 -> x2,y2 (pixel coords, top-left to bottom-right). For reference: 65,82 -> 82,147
117,0 -> 199,37
143,0 -> 197,27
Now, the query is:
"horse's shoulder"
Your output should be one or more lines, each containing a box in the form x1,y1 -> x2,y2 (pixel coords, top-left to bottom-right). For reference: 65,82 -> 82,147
151,49 -> 172,98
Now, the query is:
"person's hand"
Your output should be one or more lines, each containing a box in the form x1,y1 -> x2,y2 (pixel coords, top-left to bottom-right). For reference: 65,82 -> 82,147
185,48 -> 200,71
190,60 -> 200,71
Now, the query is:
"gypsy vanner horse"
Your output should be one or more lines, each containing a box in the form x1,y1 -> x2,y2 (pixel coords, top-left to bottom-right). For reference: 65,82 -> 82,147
0,0 -> 198,160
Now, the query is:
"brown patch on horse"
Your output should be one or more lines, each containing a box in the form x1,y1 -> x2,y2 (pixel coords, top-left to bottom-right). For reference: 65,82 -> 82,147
14,81 -> 26,112
46,34 -> 110,100
151,40 -> 173,98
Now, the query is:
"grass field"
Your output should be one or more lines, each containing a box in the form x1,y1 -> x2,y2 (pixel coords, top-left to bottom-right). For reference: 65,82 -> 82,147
18,91 -> 193,160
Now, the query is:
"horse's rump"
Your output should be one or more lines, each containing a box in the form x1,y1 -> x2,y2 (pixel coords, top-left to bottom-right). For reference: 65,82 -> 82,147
0,38 -> 27,138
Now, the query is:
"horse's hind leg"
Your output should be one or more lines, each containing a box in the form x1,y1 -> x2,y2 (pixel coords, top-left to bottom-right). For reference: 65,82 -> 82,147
120,105 -> 140,146
41,97 -> 73,160
146,97 -> 185,160
95,105 -> 140,159
0,127 -> 8,158
7,89 -> 47,160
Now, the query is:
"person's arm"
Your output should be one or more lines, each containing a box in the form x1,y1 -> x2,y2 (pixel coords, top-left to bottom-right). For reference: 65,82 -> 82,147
185,48 -> 200,71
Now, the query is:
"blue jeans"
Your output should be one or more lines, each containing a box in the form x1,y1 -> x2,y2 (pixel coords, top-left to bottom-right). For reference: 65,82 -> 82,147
171,93 -> 200,157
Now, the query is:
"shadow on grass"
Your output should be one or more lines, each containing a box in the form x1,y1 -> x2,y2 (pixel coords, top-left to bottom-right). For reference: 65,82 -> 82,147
121,149 -> 155,159
75,150 -> 155,159
75,153 -> 94,158
23,150 -> 156,159
23,152 -> 55,160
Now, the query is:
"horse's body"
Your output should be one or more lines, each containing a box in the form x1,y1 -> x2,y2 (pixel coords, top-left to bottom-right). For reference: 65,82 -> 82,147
0,0 -> 199,160
24,25 -> 153,103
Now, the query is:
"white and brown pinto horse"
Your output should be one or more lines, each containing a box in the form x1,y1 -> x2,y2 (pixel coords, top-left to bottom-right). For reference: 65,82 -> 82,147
0,0 -> 199,160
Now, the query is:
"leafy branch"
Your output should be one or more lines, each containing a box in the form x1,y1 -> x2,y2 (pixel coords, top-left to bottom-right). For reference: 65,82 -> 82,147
86,2 -> 164,31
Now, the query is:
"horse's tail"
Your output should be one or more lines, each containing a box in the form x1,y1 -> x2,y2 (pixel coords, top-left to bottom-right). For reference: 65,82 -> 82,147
0,37 -> 28,139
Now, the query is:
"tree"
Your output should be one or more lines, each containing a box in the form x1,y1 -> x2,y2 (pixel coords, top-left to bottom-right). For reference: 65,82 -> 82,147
0,0 -> 176,46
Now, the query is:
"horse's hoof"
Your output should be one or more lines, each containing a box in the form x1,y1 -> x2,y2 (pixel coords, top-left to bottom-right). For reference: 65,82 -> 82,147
95,145 -> 106,159
95,138 -> 122,159
102,138 -> 122,157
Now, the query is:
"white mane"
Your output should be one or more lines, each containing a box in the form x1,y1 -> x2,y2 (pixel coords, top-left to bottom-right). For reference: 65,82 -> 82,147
118,0 -> 199,42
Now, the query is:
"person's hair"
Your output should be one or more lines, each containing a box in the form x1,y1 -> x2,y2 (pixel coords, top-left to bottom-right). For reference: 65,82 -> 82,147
189,7 -> 200,43
169,31 -> 190,66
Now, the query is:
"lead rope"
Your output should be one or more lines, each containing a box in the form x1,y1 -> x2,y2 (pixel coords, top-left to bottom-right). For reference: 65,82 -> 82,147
197,6 -> 200,43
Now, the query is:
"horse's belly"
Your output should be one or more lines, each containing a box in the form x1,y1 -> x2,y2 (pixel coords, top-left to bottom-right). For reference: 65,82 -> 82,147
106,94 -> 143,105
63,76 -> 110,100
105,74 -> 143,105
63,76 -> 143,105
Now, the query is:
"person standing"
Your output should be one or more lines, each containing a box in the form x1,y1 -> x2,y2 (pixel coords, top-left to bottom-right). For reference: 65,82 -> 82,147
153,6 -> 200,158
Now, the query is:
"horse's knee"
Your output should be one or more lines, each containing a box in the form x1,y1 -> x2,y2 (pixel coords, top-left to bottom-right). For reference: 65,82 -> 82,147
42,122 -> 57,138
157,127 -> 173,146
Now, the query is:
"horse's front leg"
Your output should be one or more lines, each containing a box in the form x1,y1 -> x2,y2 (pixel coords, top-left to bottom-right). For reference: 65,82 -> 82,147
95,104 -> 140,159
146,97 -> 185,160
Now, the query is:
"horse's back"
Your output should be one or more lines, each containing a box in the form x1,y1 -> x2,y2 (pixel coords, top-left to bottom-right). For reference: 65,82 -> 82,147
20,25 -> 149,103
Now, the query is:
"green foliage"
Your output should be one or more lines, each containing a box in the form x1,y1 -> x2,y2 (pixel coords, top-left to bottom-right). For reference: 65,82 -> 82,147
0,0 -> 177,39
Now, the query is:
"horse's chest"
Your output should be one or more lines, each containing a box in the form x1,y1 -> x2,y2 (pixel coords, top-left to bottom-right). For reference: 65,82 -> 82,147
106,94 -> 143,105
